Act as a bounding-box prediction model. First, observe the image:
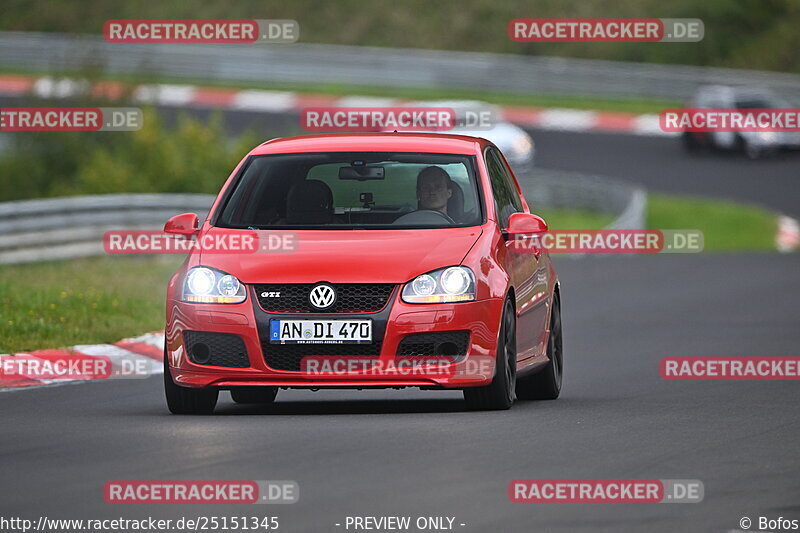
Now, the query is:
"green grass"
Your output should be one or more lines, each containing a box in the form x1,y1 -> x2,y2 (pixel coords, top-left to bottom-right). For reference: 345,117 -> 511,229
0,66 -> 679,114
647,193 -> 778,251
0,255 -> 183,353
537,196 -> 780,251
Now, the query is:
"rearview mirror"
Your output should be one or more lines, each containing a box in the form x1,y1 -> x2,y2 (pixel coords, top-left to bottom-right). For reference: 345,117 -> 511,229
505,212 -> 547,236
164,213 -> 199,235
339,165 -> 385,180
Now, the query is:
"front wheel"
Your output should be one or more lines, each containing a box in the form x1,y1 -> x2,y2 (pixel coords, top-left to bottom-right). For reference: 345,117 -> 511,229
516,293 -> 563,400
463,299 -> 516,410
163,353 -> 218,414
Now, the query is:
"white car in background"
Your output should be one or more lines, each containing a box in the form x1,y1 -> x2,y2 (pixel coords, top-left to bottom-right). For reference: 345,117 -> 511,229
682,85 -> 800,159
400,100 -> 536,178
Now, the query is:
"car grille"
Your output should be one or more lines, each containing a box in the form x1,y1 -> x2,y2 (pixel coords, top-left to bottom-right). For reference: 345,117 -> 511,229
184,331 -> 250,368
253,284 -> 395,313
261,341 -> 383,371
396,331 -> 470,359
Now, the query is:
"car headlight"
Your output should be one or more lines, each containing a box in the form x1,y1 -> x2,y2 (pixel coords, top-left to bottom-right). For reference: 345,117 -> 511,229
182,267 -> 246,304
402,266 -> 476,303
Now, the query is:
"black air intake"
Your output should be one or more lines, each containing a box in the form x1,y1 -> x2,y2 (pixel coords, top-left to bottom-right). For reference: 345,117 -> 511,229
397,331 -> 470,359
184,331 -> 250,368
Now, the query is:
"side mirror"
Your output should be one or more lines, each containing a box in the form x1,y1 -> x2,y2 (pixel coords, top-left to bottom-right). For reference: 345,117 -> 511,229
164,213 -> 199,235
505,212 -> 547,237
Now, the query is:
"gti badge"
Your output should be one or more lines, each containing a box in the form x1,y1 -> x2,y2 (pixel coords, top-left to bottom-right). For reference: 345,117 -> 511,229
260,291 -> 281,298
308,284 -> 336,310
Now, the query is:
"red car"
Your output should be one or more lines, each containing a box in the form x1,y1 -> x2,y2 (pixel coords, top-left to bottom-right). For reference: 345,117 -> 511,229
163,133 -> 562,413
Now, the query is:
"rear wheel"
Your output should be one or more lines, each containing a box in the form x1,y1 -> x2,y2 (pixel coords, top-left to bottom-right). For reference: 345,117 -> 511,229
163,352 -> 218,415
516,293 -> 563,400
463,299 -> 516,411
230,387 -> 279,404
744,140 -> 763,160
737,134 -> 766,160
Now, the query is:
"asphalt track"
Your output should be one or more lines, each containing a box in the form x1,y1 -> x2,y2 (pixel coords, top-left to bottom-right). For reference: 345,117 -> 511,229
2,107 -> 800,532
529,128 -> 800,217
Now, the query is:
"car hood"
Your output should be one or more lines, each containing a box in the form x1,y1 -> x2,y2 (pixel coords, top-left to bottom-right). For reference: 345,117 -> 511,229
199,226 -> 483,284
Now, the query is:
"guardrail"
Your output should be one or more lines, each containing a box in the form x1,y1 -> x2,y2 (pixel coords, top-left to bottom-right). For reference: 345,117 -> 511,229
524,168 -> 647,230
0,193 -> 214,264
0,171 -> 646,264
0,31 -> 798,103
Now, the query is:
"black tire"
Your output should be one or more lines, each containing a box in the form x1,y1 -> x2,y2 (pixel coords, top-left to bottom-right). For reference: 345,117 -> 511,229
230,387 -> 279,404
735,134 -> 763,160
163,353 -> 218,415
516,293 -> 563,400
744,140 -> 763,160
463,299 -> 516,411
681,131 -> 700,153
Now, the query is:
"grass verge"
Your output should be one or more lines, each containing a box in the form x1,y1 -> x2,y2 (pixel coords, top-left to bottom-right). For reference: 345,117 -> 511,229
647,193 -> 778,251
0,255 -> 182,353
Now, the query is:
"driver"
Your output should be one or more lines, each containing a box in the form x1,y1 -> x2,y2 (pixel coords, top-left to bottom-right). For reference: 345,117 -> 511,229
416,166 -> 453,216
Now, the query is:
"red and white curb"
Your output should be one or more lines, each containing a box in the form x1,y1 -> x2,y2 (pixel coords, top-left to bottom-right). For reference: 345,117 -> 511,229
776,215 -> 800,253
0,332 -> 164,391
0,74 -> 672,136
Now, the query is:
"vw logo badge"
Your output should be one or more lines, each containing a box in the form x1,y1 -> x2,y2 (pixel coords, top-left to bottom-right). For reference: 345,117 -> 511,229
309,284 -> 336,310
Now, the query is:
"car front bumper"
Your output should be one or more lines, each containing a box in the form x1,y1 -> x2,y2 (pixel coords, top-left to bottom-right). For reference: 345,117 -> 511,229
166,287 -> 504,389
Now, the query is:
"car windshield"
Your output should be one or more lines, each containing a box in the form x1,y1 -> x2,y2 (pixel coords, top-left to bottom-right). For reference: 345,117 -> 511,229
215,152 -> 483,229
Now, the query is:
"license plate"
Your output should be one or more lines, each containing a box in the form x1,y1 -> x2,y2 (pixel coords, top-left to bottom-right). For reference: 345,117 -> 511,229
269,319 -> 372,344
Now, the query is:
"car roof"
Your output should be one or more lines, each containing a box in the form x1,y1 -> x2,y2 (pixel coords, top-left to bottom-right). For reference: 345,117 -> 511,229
249,132 -> 489,155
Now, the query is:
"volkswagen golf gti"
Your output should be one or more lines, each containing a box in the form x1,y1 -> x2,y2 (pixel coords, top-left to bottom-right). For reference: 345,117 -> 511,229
163,133 -> 562,413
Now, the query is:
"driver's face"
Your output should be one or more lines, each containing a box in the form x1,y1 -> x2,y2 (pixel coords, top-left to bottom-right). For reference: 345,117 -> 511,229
417,174 -> 452,211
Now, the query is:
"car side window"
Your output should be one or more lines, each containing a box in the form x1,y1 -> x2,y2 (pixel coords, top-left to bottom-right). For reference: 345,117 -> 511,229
494,150 -> 524,213
485,148 -> 521,227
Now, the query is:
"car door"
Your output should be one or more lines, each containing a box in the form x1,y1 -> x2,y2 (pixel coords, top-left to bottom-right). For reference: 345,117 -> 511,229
485,147 -> 549,361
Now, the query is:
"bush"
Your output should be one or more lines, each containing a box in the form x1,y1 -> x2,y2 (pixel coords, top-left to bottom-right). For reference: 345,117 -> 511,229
0,109 -> 259,201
